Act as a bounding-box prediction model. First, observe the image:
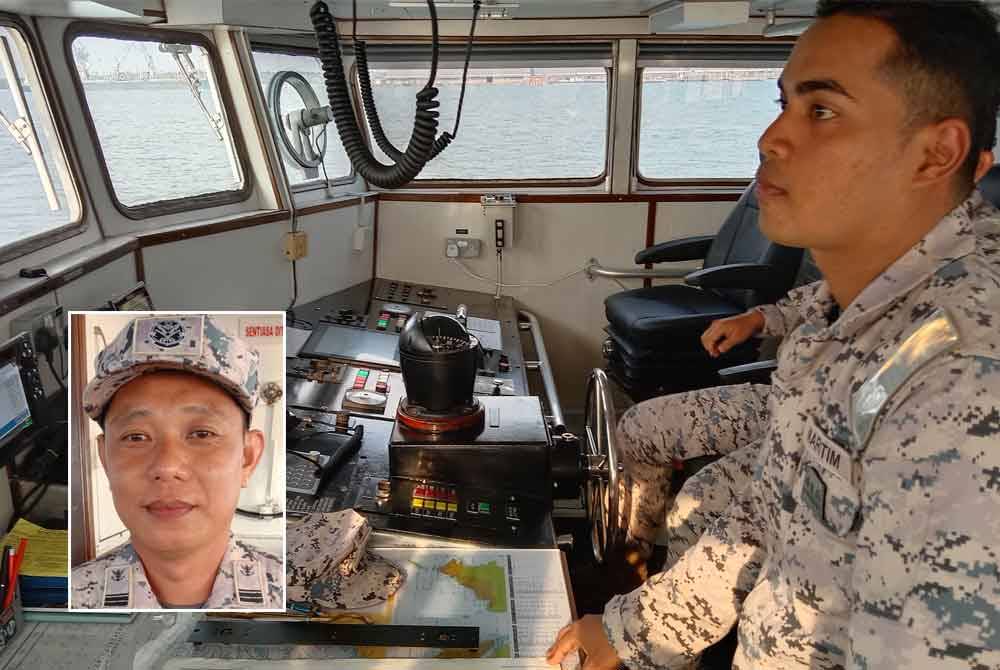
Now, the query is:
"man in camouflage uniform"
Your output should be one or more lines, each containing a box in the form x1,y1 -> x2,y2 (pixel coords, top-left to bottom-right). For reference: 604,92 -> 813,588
619,287 -> 815,570
72,315 -> 283,609
549,2 -> 1000,668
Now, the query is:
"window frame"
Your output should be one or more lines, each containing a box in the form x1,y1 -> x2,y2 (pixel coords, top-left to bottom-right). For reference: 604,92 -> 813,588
249,41 -> 356,192
64,22 -> 254,220
351,41 -> 615,188
0,14 -> 87,265
632,40 -> 791,189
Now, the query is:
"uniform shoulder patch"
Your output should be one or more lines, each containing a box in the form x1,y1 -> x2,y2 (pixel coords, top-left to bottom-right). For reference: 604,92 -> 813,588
851,308 -> 960,449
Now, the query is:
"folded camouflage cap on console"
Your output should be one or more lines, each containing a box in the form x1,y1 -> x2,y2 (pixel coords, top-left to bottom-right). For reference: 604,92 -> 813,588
82,315 -> 260,421
286,510 -> 405,611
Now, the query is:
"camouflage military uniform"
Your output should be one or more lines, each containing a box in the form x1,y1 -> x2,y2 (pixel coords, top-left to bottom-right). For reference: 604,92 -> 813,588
618,287 -> 815,565
71,536 -> 284,609
604,191 -> 1000,668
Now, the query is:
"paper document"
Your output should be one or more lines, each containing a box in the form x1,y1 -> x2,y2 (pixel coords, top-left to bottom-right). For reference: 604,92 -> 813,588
2,518 -> 68,577
466,317 -> 503,352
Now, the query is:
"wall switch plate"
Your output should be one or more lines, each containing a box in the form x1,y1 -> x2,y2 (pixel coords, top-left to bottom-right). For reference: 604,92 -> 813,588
284,231 -> 308,260
445,237 -> 481,258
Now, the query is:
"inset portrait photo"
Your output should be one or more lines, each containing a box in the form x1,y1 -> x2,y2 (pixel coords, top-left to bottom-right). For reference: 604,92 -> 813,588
68,312 -> 285,610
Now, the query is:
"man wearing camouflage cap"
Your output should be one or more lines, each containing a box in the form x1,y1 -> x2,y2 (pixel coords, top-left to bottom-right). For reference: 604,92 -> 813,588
549,1 -> 1000,668
71,315 -> 284,609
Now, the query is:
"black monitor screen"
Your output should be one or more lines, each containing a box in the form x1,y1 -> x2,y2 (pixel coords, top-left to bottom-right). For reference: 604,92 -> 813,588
0,360 -> 31,447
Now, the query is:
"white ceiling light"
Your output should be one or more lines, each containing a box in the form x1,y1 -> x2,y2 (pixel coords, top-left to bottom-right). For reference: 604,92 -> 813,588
649,1 -> 750,32
762,9 -> 812,37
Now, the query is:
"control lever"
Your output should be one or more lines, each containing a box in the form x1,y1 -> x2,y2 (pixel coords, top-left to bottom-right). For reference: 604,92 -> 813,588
455,304 -> 468,327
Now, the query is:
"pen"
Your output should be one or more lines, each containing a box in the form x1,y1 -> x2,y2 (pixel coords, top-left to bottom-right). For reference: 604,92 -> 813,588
3,539 -> 27,610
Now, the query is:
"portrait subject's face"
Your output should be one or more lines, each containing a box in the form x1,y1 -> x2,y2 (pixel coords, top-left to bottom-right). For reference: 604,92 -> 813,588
98,371 -> 262,559
756,15 -> 915,251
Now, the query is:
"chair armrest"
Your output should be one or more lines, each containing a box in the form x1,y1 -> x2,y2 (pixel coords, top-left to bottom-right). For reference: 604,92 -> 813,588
718,360 -> 777,385
684,262 -> 785,292
634,235 -> 714,265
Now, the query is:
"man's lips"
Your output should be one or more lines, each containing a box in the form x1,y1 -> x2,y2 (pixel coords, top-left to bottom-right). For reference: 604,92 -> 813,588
144,500 -> 195,519
756,176 -> 787,198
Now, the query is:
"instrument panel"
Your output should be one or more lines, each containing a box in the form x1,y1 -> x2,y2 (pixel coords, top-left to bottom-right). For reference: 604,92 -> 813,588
288,277 -> 529,417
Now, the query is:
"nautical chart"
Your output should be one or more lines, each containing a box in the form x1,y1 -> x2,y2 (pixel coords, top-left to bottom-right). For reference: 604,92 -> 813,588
166,548 -> 574,665
320,547 -> 573,660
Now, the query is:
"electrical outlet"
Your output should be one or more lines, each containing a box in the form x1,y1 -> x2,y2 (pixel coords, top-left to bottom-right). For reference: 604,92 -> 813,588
284,231 -> 308,260
445,238 -> 481,258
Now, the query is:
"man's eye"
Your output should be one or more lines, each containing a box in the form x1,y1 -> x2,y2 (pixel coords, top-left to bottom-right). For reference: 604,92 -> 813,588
189,430 -> 218,440
121,433 -> 149,443
812,105 -> 836,120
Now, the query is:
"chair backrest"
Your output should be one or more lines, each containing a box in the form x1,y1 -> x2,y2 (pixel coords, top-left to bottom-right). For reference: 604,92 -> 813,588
703,182 -> 803,309
978,164 -> 1000,208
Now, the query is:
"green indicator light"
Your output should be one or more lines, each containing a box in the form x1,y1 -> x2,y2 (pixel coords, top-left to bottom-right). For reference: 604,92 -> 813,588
478,502 -> 491,514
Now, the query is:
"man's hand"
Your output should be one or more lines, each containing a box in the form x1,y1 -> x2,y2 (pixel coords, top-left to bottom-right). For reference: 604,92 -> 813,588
546,615 -> 623,669
701,310 -> 766,358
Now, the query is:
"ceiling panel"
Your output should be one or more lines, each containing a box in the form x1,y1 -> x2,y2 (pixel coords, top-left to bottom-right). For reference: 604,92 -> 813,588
329,0 -> 822,21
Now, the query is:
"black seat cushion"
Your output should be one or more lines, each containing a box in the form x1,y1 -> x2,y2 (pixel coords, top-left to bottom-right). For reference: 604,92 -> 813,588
605,284 -> 743,347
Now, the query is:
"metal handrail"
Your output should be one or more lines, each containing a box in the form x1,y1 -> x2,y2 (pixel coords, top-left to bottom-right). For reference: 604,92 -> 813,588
585,257 -> 695,281
518,310 -> 565,433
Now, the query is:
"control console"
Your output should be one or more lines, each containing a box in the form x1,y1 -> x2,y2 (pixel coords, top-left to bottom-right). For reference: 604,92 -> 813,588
385,396 -> 550,544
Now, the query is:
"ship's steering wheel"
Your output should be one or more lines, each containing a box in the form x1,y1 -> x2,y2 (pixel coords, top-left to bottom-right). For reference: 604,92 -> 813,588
583,368 -> 626,564
267,71 -> 332,176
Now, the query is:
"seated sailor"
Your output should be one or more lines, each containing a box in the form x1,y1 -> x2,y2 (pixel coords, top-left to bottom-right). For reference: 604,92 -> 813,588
617,287 -> 815,573
71,315 -> 283,609
549,2 -> 1000,667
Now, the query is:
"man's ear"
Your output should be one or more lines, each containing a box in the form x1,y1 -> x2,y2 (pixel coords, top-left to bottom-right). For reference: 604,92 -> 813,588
97,433 -> 108,473
974,150 -> 995,182
240,429 -> 266,487
911,118 -> 972,189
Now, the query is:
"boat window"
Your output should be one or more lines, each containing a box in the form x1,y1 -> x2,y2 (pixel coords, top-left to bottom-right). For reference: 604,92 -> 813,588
251,47 -> 353,189
69,31 -> 247,214
636,42 -> 790,183
360,43 -> 612,182
0,25 -> 81,255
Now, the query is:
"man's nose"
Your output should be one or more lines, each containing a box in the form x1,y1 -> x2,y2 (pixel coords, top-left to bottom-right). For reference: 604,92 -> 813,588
758,112 -> 791,162
147,434 -> 192,481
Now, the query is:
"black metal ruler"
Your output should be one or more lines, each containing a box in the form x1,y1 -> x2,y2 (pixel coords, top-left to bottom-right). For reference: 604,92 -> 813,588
188,620 -> 480,649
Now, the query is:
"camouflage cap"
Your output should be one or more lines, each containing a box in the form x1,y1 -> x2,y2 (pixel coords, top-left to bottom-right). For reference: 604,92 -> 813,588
82,315 -> 260,421
286,510 -> 404,611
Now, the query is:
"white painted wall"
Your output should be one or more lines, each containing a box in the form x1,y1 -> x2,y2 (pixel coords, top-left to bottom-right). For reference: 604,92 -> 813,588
378,200 -> 644,412
142,204 -> 374,310
377,199 -> 735,415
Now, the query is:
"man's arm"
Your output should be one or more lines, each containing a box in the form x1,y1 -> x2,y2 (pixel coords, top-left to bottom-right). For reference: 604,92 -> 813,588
702,280 -> 823,357
603,487 -> 767,668
850,355 -> 1000,669
752,280 -> 821,338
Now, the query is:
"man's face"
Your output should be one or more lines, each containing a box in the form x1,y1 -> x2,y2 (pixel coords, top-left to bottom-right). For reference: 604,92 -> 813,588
756,15 -> 916,250
98,371 -> 263,559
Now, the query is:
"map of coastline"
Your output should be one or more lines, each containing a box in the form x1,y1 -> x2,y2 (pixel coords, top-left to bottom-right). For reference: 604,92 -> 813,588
438,558 -> 508,613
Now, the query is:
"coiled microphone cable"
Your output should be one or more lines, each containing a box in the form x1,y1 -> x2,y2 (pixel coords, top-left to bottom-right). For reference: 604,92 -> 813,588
310,0 -> 442,188
355,0 -> 481,162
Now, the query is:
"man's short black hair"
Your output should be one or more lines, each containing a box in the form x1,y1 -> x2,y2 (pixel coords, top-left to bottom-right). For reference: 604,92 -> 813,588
816,0 -> 1000,183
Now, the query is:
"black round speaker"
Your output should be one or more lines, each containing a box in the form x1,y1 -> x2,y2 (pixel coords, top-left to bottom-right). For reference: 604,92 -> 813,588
398,313 -> 481,413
